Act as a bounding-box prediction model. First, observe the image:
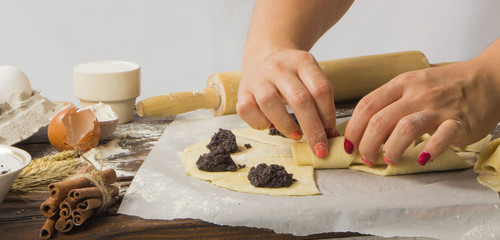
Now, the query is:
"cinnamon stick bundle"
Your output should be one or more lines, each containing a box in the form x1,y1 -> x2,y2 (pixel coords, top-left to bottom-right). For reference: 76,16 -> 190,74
39,166 -> 120,238
40,168 -> 116,218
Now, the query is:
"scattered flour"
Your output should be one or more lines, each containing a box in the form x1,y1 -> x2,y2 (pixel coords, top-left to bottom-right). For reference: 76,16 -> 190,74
126,169 -> 172,204
84,139 -> 130,162
82,138 -> 131,176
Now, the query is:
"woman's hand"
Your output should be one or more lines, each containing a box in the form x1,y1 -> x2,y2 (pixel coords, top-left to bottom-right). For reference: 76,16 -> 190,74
237,49 -> 337,158
344,43 -> 500,166
236,0 -> 353,158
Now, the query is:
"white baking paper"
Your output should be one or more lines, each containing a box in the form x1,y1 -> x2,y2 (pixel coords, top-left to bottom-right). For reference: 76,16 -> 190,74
118,110 -> 500,240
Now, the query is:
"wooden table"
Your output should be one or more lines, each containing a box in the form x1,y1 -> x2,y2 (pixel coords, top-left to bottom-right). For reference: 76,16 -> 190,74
1,103 -> 498,239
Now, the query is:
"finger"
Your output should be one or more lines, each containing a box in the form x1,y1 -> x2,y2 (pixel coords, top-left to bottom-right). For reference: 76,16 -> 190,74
276,73 -> 328,158
297,57 -> 337,139
344,79 -> 404,155
253,81 -> 302,141
382,111 -> 440,165
356,97 -> 417,165
237,90 -> 271,130
417,119 -> 462,166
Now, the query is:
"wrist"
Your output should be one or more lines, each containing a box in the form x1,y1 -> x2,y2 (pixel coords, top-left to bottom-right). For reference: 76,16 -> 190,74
470,47 -> 500,121
242,41 -> 301,72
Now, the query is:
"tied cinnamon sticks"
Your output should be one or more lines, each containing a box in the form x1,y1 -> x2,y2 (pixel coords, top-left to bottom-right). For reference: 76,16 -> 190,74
39,166 -> 119,239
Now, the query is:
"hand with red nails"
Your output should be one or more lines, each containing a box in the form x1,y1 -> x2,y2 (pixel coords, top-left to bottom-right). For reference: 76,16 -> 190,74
344,38 -> 500,166
236,0 -> 354,158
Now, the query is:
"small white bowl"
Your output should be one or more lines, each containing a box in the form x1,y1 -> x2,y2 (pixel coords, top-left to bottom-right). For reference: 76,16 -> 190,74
0,145 -> 32,204
82,102 -> 120,140
99,118 -> 119,140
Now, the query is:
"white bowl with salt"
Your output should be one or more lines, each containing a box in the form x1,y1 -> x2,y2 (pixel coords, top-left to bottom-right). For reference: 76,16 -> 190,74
0,145 -> 31,204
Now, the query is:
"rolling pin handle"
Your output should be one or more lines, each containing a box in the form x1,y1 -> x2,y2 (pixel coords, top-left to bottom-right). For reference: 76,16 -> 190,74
136,87 -> 220,117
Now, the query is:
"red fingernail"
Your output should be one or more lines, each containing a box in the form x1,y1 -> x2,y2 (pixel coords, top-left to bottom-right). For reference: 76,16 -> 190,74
269,124 -> 275,129
314,141 -> 328,158
417,151 -> 431,166
361,156 -> 374,166
288,130 -> 303,141
344,139 -> 354,154
383,155 -> 394,165
325,128 -> 334,139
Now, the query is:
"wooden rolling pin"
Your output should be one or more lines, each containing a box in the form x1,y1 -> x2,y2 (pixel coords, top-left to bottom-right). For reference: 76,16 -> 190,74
137,51 -> 449,117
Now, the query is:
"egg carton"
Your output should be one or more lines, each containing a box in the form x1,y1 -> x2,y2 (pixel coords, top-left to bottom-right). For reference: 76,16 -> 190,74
0,90 -> 64,145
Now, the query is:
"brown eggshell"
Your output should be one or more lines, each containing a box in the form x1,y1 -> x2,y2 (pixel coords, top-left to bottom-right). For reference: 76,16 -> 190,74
47,106 -> 100,152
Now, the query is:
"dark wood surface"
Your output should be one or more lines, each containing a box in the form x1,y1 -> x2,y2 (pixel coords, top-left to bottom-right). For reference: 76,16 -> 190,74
1,103 -> 498,240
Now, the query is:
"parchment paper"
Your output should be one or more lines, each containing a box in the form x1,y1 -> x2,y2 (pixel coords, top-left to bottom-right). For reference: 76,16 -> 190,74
118,110 -> 500,239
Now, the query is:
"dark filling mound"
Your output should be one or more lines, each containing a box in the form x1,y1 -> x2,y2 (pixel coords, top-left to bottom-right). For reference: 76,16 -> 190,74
268,113 -> 299,138
248,163 -> 296,188
197,128 -> 244,172
196,149 -> 238,172
206,128 -> 239,154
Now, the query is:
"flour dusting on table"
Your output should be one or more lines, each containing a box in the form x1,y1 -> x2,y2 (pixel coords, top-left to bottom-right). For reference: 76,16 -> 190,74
83,139 -> 132,176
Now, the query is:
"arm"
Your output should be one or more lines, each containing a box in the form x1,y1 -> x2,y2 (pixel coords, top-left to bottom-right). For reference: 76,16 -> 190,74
237,0 -> 354,158
243,0 -> 353,63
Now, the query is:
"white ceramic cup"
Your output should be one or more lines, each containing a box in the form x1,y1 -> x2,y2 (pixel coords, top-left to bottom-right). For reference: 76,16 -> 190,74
74,61 -> 141,123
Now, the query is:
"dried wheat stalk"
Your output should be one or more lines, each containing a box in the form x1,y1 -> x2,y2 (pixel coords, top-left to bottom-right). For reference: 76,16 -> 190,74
10,150 -> 82,193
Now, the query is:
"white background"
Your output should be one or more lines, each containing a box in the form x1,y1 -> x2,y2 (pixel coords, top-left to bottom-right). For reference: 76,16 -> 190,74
1,0 -> 499,105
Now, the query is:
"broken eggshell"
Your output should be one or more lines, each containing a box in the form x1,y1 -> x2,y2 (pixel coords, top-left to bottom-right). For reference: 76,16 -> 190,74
47,106 -> 100,152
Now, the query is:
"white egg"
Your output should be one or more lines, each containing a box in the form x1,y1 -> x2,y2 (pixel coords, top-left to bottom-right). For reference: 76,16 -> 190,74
0,65 -> 32,103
